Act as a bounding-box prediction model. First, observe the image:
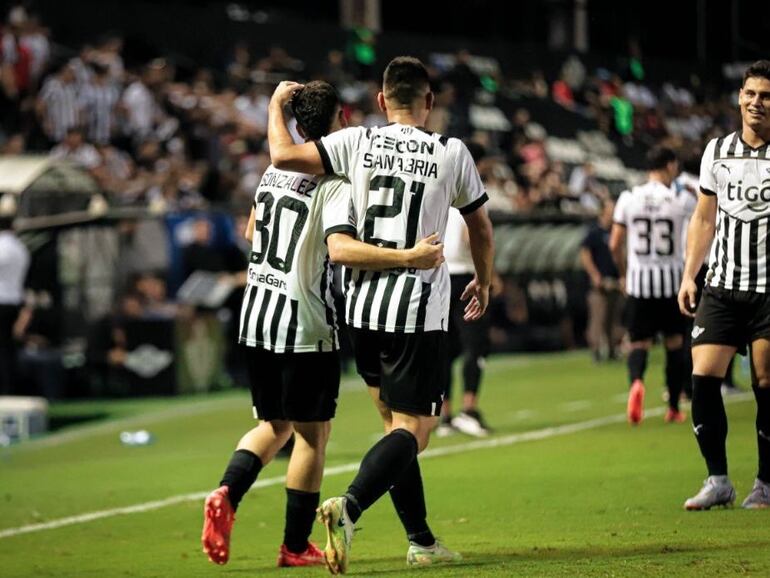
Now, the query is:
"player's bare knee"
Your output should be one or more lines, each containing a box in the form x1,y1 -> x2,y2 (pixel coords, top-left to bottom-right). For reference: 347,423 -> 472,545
292,421 -> 331,448
268,419 -> 294,439
692,345 -> 735,377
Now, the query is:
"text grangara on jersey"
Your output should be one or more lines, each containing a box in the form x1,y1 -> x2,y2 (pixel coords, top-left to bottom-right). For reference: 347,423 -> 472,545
316,123 -> 488,333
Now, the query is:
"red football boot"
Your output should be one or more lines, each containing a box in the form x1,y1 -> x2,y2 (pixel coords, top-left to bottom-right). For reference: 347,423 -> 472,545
202,486 -> 235,565
276,542 -> 325,567
664,408 -> 687,423
627,379 -> 645,425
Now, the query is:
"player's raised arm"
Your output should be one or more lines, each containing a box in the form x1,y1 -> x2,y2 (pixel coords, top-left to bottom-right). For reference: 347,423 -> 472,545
267,81 -> 326,174
327,232 -> 444,271
678,192 -> 717,317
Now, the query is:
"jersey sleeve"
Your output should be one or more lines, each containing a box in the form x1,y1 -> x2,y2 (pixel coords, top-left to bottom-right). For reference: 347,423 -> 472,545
449,139 -> 488,214
316,127 -> 365,178
613,191 -> 631,226
699,139 -> 718,196
321,178 -> 357,240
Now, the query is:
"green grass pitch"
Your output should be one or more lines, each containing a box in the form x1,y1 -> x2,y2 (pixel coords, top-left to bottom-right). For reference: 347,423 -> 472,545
1,350 -> 769,577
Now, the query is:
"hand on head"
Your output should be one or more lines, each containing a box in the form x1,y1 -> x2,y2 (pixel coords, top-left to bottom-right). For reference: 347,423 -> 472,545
271,81 -> 304,107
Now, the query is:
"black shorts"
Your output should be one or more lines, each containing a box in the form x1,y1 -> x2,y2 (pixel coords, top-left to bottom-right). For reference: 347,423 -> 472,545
624,296 -> 686,341
349,328 -> 447,417
692,286 -> 770,354
246,346 -> 340,422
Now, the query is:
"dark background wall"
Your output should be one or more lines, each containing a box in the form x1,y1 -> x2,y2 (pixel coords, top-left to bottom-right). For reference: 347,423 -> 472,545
19,0 -> 769,87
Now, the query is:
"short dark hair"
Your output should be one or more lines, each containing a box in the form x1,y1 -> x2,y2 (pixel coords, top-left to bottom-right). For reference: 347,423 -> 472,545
743,60 -> 770,86
646,146 -> 678,171
290,80 -> 341,141
382,56 -> 430,106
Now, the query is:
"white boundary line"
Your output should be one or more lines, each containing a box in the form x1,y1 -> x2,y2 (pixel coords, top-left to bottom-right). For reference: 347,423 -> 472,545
0,393 -> 753,541
10,353 -> 556,452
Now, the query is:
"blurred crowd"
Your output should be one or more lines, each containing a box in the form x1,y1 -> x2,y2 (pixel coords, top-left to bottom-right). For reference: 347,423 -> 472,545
0,5 -> 743,222
0,3 -> 751,399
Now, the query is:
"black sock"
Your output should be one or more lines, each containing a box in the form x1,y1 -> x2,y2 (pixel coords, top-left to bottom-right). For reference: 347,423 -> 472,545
665,348 -> 685,411
388,458 -> 434,546
283,489 -> 320,553
345,428 -> 418,524
220,449 -> 263,510
753,383 -> 770,484
691,375 -> 728,476
463,354 -> 482,396
628,348 -> 648,383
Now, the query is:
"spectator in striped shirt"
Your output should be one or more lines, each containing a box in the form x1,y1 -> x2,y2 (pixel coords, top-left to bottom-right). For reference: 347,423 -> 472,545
80,62 -> 119,145
36,60 -> 78,143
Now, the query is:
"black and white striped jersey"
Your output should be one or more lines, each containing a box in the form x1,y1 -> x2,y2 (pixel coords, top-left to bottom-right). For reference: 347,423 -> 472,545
238,166 -> 354,353
80,82 -> 120,145
700,132 -> 770,292
317,123 -> 487,333
614,180 -> 696,298
39,77 -> 79,142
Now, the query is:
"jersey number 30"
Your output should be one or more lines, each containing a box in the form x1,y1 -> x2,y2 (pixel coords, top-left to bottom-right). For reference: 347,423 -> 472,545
252,191 -> 309,273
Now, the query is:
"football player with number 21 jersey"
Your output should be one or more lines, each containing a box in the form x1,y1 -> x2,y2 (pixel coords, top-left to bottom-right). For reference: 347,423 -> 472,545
201,81 -> 444,569
268,56 -> 494,574
678,60 -> 770,511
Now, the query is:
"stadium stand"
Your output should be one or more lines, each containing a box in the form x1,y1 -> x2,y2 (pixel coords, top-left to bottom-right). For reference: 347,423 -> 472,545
0,1 -> 745,397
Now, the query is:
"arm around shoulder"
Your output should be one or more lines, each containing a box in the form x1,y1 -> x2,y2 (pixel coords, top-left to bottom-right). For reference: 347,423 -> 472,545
327,232 -> 444,271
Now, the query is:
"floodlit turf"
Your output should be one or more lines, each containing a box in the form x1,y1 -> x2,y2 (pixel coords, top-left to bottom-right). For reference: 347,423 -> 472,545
2,350 -> 769,577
